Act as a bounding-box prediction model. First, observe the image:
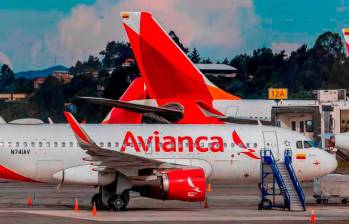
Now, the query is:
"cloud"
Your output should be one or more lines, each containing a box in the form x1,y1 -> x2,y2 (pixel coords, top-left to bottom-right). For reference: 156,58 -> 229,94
0,52 -> 12,68
31,40 -> 42,64
46,0 -> 258,65
271,42 -> 301,56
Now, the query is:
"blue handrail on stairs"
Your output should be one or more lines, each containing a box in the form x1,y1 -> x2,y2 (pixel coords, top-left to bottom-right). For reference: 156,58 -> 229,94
260,149 -> 291,210
284,149 -> 306,211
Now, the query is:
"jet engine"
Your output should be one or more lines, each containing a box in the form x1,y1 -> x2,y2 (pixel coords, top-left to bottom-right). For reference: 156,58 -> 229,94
52,165 -> 116,186
139,168 -> 206,201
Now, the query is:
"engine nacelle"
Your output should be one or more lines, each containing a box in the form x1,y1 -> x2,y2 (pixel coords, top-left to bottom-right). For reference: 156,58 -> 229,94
140,168 -> 206,201
52,165 -> 116,186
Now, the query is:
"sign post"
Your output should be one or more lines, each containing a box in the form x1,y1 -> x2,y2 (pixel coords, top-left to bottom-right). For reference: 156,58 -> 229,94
268,88 -> 288,128
268,88 -> 288,105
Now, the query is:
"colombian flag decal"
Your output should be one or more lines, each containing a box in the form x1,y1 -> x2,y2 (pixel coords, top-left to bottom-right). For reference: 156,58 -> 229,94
296,153 -> 306,160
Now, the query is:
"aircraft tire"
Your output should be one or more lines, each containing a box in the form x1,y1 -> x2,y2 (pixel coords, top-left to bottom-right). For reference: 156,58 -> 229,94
107,191 -> 129,211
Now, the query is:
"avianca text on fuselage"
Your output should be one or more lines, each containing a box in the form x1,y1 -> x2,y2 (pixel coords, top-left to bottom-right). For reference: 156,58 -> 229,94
120,130 -> 224,153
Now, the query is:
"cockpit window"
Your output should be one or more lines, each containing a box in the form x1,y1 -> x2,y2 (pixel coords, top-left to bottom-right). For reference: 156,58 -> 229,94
296,141 -> 303,149
304,141 -> 313,149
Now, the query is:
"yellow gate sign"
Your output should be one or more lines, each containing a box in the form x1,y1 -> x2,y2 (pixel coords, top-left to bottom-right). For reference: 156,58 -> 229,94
268,88 -> 288,100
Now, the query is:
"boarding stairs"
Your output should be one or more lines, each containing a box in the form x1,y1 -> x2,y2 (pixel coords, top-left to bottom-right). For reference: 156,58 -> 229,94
259,149 -> 305,211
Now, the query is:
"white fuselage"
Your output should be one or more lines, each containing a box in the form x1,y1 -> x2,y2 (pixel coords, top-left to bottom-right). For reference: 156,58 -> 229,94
0,123 -> 336,185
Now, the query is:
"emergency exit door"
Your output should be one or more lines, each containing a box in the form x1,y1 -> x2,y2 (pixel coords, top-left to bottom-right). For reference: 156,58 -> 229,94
263,131 -> 279,160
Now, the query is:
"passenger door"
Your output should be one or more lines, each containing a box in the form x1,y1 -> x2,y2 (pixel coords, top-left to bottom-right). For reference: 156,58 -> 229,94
263,131 -> 279,160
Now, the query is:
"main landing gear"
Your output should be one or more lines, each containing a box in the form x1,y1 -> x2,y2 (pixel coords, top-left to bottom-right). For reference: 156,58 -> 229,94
92,172 -> 132,211
91,191 -> 130,211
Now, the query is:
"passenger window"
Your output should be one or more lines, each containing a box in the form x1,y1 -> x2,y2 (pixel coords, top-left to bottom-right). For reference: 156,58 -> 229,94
0,142 -> 3,147
224,143 -> 227,148
54,142 -> 58,147
69,142 -> 73,148
23,142 -> 27,147
246,143 -> 250,148
107,142 -> 111,148
231,143 -> 234,148
8,142 -> 12,147
304,141 -> 313,149
296,141 -> 303,149
46,142 -> 50,148
31,142 -> 35,147
38,142 -> 43,147
254,143 -> 258,148
100,142 -> 104,147
115,142 -> 119,148
16,142 -> 20,147
62,142 -> 65,148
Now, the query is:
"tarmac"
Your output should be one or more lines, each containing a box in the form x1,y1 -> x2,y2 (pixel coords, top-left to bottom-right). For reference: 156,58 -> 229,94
0,181 -> 348,223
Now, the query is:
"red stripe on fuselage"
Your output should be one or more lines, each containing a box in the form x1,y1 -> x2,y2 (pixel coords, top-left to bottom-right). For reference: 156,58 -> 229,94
0,164 -> 38,182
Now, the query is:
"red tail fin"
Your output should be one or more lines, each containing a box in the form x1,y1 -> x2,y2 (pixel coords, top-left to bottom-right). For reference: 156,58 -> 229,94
102,77 -> 146,124
121,12 -> 213,103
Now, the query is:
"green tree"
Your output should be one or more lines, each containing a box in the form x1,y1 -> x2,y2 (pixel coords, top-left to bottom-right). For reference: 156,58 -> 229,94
169,31 -> 189,54
33,76 -> 64,121
0,64 -> 15,87
201,57 -> 212,64
99,41 -> 133,68
189,48 -> 201,63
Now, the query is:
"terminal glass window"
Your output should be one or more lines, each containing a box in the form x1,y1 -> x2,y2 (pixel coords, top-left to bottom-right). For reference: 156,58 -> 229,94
305,120 -> 313,132
300,121 -> 304,133
291,121 -> 296,131
304,141 -> 313,149
296,141 -> 303,149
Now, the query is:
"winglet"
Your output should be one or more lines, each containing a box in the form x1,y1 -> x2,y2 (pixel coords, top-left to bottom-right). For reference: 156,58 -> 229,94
64,111 -> 94,145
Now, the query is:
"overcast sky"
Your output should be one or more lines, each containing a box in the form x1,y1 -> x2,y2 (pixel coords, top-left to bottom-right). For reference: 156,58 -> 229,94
1,0 -> 349,71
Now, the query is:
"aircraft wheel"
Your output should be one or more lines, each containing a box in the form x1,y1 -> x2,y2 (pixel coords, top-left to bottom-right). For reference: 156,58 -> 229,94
108,191 -> 129,211
258,199 -> 272,210
91,193 -> 106,209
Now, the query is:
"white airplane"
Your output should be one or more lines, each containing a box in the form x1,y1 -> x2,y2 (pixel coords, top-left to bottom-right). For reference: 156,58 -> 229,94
0,112 -> 337,211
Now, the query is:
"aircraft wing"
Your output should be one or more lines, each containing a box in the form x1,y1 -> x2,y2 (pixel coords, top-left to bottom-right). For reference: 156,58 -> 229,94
64,112 -> 180,171
79,96 -> 183,122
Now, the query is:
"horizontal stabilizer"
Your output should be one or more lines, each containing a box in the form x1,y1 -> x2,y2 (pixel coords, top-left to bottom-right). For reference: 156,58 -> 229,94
79,97 -> 183,121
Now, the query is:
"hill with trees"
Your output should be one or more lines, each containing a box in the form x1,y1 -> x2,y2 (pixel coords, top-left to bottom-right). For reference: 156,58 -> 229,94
0,31 -> 348,122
